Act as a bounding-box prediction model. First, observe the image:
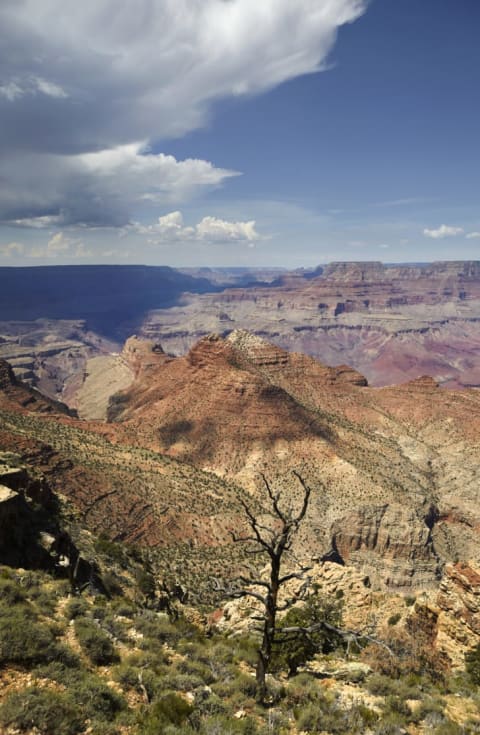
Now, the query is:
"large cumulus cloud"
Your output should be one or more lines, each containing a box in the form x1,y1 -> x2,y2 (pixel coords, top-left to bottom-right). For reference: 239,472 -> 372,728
0,0 -> 367,227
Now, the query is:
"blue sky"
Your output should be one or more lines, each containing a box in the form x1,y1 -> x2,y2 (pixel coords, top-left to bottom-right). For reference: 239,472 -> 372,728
0,0 -> 479,267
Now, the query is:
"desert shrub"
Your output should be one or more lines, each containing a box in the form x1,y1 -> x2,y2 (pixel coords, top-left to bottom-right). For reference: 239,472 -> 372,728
100,612 -> 132,642
295,699 -> 349,734
115,664 -> 163,700
102,571 -> 125,597
0,576 -> 26,604
230,635 -> 258,667
362,624 -> 447,683
382,695 -> 412,719
373,723 -> 408,735
195,692 -> 229,718
285,672 -> 320,707
175,657 -> 216,685
135,612 -> 179,641
138,692 -> 194,732
74,616 -> 119,665
64,596 -> 89,620
388,612 -> 402,626
135,568 -> 156,599
199,714 -> 261,735
112,598 -> 136,617
73,677 -> 125,721
124,648 -> 170,671
160,670 -> 205,692
95,535 -> 128,565
0,613 -> 67,666
0,687 -> 83,735
36,661 -> 83,687
231,672 -> 257,698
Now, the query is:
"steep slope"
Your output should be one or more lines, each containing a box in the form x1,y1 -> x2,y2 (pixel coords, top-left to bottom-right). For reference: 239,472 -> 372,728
0,357 -> 74,415
107,332 -> 480,590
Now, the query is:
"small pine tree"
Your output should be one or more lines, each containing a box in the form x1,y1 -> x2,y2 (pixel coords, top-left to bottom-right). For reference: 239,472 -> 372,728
272,595 -> 344,676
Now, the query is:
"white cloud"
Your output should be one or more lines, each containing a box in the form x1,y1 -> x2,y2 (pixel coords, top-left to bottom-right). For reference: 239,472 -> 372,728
196,216 -> 259,243
466,232 -> 480,240
0,0 -> 367,227
423,224 -> 465,239
1,146 -> 237,229
134,211 -> 262,245
78,142 -> 237,206
33,77 -> 68,99
0,241 -> 24,256
28,231 -> 90,259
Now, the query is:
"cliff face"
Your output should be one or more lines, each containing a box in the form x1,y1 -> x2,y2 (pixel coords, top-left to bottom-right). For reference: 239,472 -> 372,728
331,503 -> 440,589
2,261 -> 480,401
140,260 -> 480,389
0,358 -> 73,415
103,332 -> 480,590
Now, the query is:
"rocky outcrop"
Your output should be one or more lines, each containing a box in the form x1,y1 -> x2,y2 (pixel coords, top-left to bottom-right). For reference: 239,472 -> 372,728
330,503 -> 441,589
0,357 -> 74,415
0,359 -> 16,389
435,562 -> 480,665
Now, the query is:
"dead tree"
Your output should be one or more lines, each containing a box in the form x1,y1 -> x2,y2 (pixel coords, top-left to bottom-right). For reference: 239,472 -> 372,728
228,471 -> 312,704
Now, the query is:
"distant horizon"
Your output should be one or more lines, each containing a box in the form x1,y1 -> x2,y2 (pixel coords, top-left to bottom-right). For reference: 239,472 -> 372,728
1,258 -> 480,272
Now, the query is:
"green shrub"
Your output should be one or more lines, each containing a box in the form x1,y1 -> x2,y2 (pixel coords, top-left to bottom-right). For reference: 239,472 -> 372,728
199,714 -> 260,735
102,571 -> 124,597
115,664 -> 163,700
94,535 -> 127,565
0,687 -> 83,735
138,692 -> 194,732
388,612 -> 402,626
0,614 -> 67,666
36,661 -> 83,687
74,617 -> 119,665
0,577 -> 27,604
64,596 -> 89,620
135,568 -> 156,599
73,677 -> 125,721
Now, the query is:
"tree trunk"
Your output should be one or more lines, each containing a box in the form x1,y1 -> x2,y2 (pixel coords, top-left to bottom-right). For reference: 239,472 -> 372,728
255,557 -> 280,704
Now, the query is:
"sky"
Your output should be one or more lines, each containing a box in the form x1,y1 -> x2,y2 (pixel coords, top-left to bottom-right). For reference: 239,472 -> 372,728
0,0 -> 479,268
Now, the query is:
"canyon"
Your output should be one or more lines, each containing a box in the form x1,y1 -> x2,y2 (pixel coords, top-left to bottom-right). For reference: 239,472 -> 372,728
2,261 -> 480,413
1,262 -> 480,672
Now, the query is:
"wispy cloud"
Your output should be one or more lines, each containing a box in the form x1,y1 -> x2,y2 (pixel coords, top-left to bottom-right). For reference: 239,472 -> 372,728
373,197 -> 435,209
466,232 -> 480,240
423,224 -> 464,239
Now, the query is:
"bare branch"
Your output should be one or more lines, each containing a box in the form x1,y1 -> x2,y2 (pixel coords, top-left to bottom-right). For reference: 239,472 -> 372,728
261,473 -> 288,524
278,568 -> 312,585
277,620 -> 394,655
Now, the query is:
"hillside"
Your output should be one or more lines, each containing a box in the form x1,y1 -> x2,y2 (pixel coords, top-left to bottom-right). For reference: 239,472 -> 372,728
102,331 -> 480,594
1,341 -> 480,733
